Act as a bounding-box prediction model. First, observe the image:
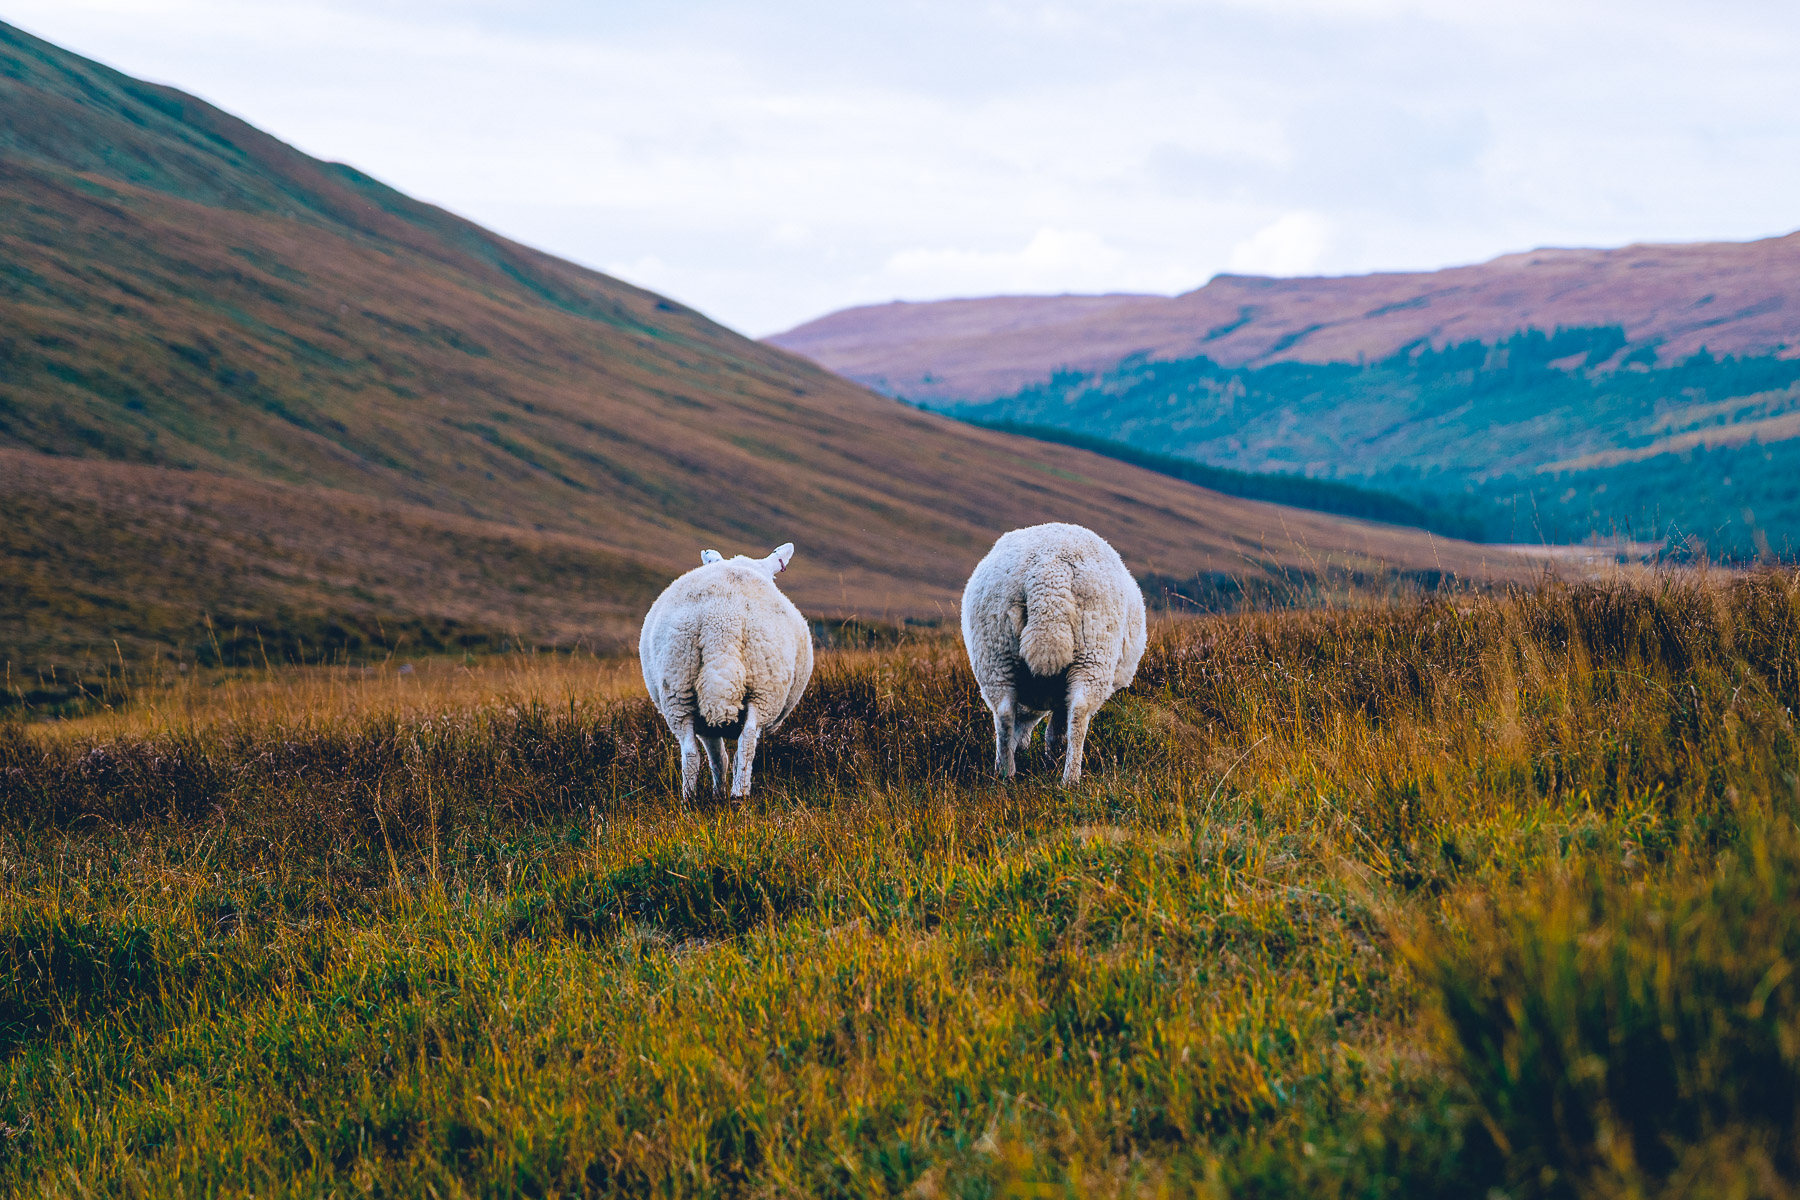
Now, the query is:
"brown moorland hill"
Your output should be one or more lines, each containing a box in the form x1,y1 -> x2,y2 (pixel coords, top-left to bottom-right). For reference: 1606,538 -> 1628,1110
768,235 -> 1800,402
0,20 -> 1526,683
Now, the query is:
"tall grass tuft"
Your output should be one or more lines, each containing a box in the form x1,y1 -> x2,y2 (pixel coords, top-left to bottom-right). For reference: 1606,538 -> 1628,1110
1426,823 -> 1800,1199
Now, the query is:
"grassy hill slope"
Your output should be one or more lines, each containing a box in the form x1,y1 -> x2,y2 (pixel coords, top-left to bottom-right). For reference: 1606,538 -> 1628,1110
1,449 -> 670,682
0,20 -> 1523,691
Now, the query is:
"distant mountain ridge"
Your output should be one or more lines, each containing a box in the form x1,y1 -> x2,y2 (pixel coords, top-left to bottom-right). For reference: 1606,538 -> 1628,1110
768,234 -> 1800,402
0,20 -> 1519,693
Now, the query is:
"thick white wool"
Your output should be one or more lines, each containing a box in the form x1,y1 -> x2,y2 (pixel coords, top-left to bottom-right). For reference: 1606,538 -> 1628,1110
960,523 -> 1147,783
639,544 -> 812,799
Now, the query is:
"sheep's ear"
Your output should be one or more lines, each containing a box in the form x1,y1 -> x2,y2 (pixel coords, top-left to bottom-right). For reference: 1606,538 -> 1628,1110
767,543 -> 795,575
701,549 -> 723,565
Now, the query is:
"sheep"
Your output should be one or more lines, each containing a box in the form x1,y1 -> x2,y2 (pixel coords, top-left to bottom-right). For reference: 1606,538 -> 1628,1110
639,543 -> 813,800
960,522 -> 1147,784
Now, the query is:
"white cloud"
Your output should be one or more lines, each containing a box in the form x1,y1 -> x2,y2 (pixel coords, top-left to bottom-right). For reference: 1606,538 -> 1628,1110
604,254 -> 673,290
884,229 -> 1127,295
1227,213 -> 1331,276
767,221 -> 812,247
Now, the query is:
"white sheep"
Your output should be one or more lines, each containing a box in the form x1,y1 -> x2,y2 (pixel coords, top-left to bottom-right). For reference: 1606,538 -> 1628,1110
960,523 -> 1147,784
639,543 -> 813,799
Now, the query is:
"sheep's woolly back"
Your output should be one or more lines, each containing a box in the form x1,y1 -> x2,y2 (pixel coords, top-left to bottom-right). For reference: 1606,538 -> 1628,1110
639,556 -> 813,734
961,522 -> 1147,703
1017,554 -> 1077,676
695,600 -> 752,726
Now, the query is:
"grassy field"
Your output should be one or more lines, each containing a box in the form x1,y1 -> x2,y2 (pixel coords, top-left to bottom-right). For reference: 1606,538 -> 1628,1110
3,575 -> 1799,1197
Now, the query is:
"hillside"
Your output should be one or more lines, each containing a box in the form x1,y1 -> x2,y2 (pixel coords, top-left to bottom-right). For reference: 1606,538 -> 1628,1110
768,234 -> 1800,402
941,328 -> 1800,558
0,21 -> 1522,689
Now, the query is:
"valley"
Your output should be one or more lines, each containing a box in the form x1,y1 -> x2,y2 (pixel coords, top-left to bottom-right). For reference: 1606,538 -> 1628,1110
0,20 -> 1515,700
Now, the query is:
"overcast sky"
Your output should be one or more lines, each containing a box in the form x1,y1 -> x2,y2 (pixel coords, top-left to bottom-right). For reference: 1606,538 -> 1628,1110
10,1 -> 1800,335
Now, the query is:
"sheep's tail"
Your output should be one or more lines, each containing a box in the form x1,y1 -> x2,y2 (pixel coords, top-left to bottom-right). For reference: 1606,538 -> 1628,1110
695,610 -> 748,727
1018,557 -> 1078,676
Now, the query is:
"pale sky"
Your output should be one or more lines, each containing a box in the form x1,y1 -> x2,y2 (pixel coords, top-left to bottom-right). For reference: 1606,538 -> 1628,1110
9,1 -> 1800,336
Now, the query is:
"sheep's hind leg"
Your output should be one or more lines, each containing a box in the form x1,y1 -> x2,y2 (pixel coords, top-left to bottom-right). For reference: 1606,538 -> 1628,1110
1060,680 -> 1104,786
1043,704 -> 1063,768
1013,710 -> 1046,763
677,721 -> 704,801
702,736 -> 733,795
730,702 -> 761,799
992,690 -> 1018,778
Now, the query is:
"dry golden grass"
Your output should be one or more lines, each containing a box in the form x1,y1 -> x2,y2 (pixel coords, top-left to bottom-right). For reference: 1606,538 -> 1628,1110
40,652 -> 647,743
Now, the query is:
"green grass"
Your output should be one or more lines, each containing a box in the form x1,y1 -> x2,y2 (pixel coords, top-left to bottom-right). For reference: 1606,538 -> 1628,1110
3,575 -> 1800,1195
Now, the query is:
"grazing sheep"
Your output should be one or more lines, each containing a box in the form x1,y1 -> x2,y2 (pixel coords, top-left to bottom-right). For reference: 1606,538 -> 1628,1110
639,543 -> 813,799
960,523 -> 1147,784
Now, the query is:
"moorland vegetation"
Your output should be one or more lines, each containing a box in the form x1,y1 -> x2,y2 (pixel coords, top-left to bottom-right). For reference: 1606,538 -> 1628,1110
3,572 -> 1799,1196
